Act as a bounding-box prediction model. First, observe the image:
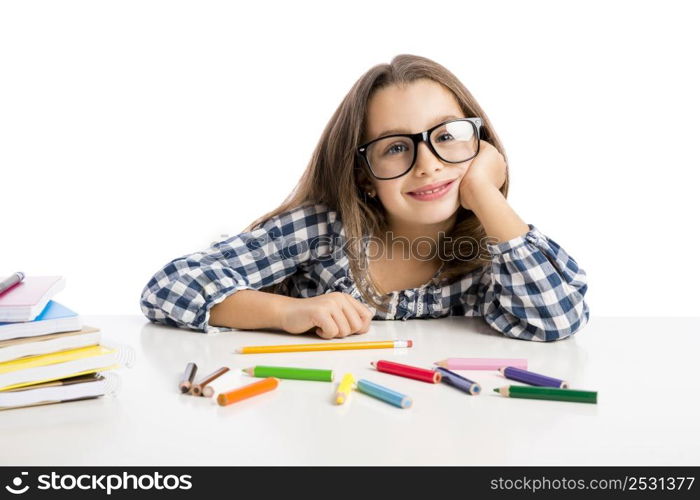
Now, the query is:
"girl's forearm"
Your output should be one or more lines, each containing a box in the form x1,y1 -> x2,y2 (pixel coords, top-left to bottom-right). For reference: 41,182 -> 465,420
464,180 -> 530,243
208,289 -> 293,330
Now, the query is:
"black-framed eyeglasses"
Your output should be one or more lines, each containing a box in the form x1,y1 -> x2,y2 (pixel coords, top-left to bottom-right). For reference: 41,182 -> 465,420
356,117 -> 483,180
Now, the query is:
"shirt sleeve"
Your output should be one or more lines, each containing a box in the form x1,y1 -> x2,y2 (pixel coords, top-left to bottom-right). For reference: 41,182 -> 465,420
139,204 -> 335,334
467,224 -> 590,341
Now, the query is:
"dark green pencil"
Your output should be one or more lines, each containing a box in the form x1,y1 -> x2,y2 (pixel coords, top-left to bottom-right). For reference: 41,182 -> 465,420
493,385 -> 597,404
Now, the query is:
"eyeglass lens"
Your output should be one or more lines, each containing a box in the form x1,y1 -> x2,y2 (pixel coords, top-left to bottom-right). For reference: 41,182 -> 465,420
366,120 -> 478,179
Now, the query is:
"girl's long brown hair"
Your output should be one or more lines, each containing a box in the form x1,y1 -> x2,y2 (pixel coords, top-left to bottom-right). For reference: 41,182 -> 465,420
247,54 -> 509,310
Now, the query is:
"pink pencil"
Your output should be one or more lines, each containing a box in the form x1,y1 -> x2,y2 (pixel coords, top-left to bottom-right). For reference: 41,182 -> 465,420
434,358 -> 527,370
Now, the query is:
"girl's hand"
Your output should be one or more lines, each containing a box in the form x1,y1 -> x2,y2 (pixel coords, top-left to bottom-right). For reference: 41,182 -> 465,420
278,292 -> 373,339
459,140 -> 507,210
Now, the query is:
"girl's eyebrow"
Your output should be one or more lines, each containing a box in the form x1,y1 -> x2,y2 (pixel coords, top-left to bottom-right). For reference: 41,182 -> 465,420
374,114 -> 463,139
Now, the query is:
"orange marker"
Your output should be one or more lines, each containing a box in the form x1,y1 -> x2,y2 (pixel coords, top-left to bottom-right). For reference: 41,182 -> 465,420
216,377 -> 279,406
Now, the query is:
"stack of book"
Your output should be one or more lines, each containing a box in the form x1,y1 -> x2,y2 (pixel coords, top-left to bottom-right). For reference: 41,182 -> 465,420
0,274 -> 125,410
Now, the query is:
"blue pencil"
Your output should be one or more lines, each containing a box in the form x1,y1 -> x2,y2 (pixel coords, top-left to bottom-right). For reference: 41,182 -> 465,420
435,367 -> 481,395
499,366 -> 569,388
356,379 -> 412,409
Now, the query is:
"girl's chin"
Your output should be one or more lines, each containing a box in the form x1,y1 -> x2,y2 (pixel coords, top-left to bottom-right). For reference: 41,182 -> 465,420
419,196 -> 459,211
400,203 -> 461,226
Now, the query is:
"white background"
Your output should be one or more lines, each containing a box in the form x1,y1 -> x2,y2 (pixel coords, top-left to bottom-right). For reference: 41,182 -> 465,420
1,0 -> 698,317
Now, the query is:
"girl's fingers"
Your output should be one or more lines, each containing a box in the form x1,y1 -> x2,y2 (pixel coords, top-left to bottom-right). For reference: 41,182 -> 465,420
348,303 -> 371,334
313,314 -> 338,339
330,309 -> 352,338
339,301 -> 364,334
344,295 -> 373,325
312,294 -> 372,338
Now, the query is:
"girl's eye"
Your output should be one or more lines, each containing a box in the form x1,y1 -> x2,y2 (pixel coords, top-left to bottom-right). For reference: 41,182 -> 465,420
435,133 -> 454,143
383,143 -> 409,156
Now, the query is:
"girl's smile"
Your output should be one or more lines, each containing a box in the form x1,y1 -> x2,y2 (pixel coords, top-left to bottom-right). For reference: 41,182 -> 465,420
405,178 -> 458,201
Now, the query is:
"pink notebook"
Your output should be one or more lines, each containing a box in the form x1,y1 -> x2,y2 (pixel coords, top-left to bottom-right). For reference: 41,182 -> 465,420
0,276 -> 66,322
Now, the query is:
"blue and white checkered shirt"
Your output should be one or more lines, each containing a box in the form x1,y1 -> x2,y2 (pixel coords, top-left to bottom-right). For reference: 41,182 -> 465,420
140,203 -> 589,341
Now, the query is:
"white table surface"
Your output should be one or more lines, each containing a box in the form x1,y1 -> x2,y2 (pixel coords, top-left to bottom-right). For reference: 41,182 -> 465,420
1,315 -> 698,466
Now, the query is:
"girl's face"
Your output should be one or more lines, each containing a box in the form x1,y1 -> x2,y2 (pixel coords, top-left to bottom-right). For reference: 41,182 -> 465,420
364,78 -> 473,229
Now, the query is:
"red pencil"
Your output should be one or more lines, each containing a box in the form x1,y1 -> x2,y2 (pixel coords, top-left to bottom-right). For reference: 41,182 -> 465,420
371,360 -> 442,384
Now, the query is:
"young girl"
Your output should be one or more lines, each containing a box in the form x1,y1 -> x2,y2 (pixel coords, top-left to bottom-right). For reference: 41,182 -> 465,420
140,54 -> 589,342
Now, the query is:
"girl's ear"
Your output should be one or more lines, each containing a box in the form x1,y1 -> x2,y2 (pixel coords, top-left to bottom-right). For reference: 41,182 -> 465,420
355,164 -> 375,195
361,181 -> 377,198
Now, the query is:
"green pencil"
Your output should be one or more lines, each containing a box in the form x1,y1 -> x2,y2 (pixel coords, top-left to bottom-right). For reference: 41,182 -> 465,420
244,365 -> 334,382
493,385 -> 597,404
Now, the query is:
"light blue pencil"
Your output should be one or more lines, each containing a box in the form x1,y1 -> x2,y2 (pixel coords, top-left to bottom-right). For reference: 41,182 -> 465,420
356,379 -> 412,409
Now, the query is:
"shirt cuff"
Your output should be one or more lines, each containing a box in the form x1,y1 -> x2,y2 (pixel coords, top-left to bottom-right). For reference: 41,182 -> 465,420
485,224 -> 546,256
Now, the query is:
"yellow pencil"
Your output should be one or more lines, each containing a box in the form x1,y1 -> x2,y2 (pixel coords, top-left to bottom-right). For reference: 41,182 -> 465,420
335,373 -> 356,405
235,339 -> 413,354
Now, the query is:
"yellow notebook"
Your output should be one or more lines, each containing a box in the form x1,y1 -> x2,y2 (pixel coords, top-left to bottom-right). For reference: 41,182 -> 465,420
0,345 -> 121,391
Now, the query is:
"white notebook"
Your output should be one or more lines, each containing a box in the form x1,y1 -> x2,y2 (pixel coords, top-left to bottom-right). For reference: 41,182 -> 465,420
0,373 -> 110,410
0,327 -> 101,363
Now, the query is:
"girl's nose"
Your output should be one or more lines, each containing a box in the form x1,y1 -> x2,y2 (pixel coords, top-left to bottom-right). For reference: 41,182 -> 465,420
412,141 -> 444,177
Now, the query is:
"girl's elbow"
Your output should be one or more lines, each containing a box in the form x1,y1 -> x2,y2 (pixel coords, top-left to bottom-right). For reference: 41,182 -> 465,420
536,303 -> 590,341
545,293 -> 591,341
139,281 -> 207,333
486,296 -> 590,342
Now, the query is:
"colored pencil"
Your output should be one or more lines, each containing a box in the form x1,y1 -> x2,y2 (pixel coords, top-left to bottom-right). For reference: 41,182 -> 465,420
356,379 -> 412,409
191,366 -> 230,396
235,339 -> 413,354
217,377 -> 279,406
244,365 -> 334,382
178,362 -> 198,394
371,360 -> 441,384
493,385 -> 597,404
202,370 -> 240,398
0,272 -> 25,295
435,367 -> 481,395
435,358 -> 527,370
499,366 -> 569,388
335,373 -> 356,405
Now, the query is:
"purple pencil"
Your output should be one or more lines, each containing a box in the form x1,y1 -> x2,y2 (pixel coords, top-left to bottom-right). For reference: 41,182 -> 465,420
435,367 -> 481,395
499,366 -> 569,388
